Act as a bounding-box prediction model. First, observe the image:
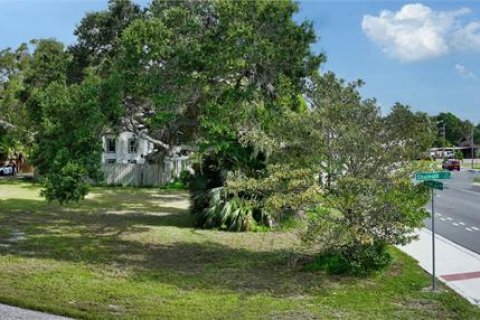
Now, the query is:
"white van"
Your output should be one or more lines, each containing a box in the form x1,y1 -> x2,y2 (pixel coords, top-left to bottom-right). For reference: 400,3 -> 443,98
443,151 -> 455,158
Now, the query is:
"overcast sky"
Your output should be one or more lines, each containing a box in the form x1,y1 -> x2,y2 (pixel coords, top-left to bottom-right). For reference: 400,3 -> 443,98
1,0 -> 479,122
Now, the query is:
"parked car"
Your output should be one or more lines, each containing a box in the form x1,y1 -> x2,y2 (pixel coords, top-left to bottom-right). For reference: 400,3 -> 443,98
0,164 -> 14,176
442,159 -> 461,171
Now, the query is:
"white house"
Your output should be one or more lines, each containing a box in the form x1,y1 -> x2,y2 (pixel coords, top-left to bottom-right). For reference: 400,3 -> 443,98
101,132 -> 154,164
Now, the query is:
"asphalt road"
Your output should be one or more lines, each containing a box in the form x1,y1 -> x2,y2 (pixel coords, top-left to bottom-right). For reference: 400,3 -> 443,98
424,169 -> 480,255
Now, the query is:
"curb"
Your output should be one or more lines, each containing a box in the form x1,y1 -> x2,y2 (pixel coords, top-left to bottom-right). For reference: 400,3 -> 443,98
421,228 -> 480,262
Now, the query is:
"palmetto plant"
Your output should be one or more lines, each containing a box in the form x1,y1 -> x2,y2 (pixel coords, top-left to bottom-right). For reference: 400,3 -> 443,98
193,187 -> 256,231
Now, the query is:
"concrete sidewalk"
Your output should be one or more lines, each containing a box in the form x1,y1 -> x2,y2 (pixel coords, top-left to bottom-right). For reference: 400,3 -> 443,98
0,303 -> 72,320
399,228 -> 480,306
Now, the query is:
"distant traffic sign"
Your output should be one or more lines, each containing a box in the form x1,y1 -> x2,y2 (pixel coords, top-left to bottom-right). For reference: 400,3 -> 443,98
415,171 -> 452,181
424,180 -> 443,190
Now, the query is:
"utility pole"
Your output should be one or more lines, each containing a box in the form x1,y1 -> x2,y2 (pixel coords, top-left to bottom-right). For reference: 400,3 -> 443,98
472,124 -> 475,169
443,123 -> 446,159
437,120 -> 446,159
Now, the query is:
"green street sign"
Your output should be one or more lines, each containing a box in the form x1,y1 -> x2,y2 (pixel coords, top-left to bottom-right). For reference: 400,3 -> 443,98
415,171 -> 452,181
424,180 -> 443,190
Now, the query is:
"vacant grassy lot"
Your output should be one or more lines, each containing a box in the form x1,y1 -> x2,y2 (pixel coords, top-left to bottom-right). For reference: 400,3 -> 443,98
0,180 -> 478,319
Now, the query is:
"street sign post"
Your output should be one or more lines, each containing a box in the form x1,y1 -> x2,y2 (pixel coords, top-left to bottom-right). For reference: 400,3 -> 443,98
415,172 -> 451,291
430,186 -> 436,291
415,171 -> 452,181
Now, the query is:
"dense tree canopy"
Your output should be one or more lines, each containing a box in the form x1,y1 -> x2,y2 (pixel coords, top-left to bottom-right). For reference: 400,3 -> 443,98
0,44 -> 30,154
114,0 -> 323,153
68,0 -> 143,83
433,112 -> 478,147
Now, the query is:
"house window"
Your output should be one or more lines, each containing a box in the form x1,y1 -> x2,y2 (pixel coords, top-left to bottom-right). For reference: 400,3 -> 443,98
128,159 -> 137,164
106,159 -> 116,164
106,138 -> 116,153
128,138 -> 138,153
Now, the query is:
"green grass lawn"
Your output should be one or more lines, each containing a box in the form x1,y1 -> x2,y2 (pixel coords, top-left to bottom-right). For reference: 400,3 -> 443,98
0,180 -> 479,319
460,162 -> 480,170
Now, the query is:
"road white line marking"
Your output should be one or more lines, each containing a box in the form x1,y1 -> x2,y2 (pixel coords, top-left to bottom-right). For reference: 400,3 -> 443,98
466,228 -> 472,231
453,223 -> 459,226
460,189 -> 480,196
447,217 -> 453,221
440,218 -> 446,221
459,222 -> 466,226
435,213 -> 442,217
472,227 -> 479,231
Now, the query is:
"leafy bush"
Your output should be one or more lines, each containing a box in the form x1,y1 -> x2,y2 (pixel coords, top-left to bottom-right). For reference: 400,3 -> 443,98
178,170 -> 192,185
303,242 -> 392,276
302,176 -> 429,275
161,180 -> 186,190
454,150 -> 464,160
41,161 -> 90,204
